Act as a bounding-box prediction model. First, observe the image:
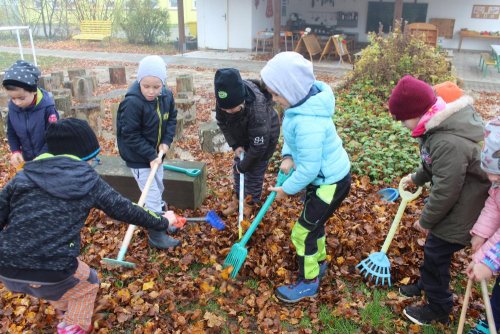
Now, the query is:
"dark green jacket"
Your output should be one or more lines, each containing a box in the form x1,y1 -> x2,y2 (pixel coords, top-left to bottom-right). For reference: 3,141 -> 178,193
412,96 -> 490,245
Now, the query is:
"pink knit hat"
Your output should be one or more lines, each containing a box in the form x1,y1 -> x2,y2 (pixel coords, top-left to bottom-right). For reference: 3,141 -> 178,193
388,75 -> 437,121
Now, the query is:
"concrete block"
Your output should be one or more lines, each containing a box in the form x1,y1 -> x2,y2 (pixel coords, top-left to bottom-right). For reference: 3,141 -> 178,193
94,155 -> 207,209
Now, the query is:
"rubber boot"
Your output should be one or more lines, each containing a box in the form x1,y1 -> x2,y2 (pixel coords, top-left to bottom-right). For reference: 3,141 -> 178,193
148,229 -> 180,249
222,195 -> 239,216
243,200 -> 255,218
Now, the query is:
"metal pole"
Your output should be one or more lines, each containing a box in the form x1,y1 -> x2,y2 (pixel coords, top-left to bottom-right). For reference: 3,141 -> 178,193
16,28 -> 24,60
28,27 -> 37,66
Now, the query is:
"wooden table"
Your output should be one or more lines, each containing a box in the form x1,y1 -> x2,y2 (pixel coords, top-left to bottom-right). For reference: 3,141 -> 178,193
458,30 -> 500,52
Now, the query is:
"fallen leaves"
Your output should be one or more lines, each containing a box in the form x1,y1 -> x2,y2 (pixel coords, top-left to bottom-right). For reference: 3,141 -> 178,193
0,61 -> 497,333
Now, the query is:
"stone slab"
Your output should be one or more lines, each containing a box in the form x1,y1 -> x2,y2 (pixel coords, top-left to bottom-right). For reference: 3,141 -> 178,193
94,155 -> 207,209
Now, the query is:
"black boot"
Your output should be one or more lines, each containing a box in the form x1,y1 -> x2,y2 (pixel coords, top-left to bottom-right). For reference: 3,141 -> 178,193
148,229 -> 180,249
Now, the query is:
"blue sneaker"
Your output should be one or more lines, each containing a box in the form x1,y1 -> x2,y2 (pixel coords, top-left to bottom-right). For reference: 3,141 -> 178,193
467,319 -> 490,334
275,278 -> 319,303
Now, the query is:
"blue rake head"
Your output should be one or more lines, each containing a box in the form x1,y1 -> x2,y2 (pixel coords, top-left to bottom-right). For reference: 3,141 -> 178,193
206,210 -> 225,230
356,251 -> 392,286
377,188 -> 399,202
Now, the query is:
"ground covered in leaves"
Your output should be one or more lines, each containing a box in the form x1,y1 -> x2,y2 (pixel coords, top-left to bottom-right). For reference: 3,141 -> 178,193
0,58 -> 498,334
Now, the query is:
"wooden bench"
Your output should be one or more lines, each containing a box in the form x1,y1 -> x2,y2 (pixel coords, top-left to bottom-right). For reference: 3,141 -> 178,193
73,20 -> 112,43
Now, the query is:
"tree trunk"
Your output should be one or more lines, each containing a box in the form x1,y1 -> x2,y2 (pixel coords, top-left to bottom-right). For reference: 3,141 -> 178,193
67,68 -> 87,81
72,76 -> 96,103
69,102 -> 102,136
54,94 -> 72,117
176,74 -> 195,97
38,75 -> 53,91
51,71 -> 65,89
109,66 -> 127,85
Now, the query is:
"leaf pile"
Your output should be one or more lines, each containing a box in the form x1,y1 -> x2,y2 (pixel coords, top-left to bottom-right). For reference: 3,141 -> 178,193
0,60 -> 498,333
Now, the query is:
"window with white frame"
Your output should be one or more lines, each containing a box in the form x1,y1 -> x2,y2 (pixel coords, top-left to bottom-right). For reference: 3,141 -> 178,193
192,0 -> 196,9
169,0 -> 178,8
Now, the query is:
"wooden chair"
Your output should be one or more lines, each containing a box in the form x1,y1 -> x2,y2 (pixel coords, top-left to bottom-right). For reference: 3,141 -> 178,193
294,34 -> 322,62
281,31 -> 294,51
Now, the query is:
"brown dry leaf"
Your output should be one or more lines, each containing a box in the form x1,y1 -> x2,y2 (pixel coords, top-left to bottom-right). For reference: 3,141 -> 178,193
204,311 -> 225,328
387,291 -> 399,300
399,277 -> 411,285
220,265 -> 233,280
199,281 -> 215,293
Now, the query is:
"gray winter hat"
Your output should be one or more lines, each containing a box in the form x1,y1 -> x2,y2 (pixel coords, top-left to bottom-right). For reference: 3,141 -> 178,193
137,55 -> 167,85
2,60 -> 41,92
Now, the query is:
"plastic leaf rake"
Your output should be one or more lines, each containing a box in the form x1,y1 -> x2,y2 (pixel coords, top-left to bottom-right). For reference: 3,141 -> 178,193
356,179 -> 422,286
102,152 -> 164,268
163,164 -> 201,177
223,169 -> 292,278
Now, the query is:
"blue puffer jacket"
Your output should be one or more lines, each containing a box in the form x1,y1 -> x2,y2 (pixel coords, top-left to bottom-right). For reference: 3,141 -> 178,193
281,80 -> 350,195
7,88 -> 59,161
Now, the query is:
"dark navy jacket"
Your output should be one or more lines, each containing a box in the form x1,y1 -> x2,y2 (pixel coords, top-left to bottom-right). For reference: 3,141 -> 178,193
7,88 -> 59,161
0,154 -> 171,282
116,81 -> 177,168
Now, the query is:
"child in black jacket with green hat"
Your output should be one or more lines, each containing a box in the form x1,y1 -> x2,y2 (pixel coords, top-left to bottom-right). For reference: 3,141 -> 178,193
0,118 -> 179,334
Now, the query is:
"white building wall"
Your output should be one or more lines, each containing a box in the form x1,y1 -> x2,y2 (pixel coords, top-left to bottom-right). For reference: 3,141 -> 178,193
197,0 -> 208,48
228,0 -> 252,50
251,0 -> 275,39
428,0 -> 500,50
198,0 -> 500,51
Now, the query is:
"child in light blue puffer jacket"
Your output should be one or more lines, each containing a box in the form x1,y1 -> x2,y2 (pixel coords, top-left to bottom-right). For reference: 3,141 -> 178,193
261,51 -> 351,303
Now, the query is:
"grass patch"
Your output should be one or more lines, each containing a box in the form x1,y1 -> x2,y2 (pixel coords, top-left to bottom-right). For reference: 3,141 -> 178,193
188,262 -> 211,278
243,278 -> 259,290
0,52 -> 76,72
318,304 -> 360,334
360,289 -> 396,331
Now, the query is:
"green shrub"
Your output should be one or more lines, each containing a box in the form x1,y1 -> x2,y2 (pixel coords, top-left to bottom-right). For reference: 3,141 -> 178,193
335,84 -> 420,184
348,21 -> 455,100
120,0 -> 170,45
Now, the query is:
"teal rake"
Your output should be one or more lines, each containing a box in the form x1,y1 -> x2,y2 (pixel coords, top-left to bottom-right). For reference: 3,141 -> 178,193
223,169 -> 293,278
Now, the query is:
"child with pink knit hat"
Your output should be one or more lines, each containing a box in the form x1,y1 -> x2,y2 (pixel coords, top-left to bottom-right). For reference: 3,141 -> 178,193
388,75 -> 490,325
466,116 -> 500,334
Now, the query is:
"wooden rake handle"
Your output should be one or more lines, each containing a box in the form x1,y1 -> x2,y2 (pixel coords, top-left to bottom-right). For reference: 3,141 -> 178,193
481,279 -> 497,334
457,278 -> 473,334
457,278 -> 497,334
120,152 -> 164,253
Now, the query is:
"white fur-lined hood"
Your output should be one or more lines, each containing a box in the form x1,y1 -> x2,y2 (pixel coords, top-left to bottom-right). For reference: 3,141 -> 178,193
425,95 -> 474,131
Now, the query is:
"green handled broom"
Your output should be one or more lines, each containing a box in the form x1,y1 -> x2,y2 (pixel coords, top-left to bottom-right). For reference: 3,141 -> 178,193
223,169 -> 292,278
356,178 -> 422,286
102,152 -> 164,268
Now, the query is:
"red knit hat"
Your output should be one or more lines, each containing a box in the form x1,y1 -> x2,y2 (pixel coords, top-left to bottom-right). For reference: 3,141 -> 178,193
388,75 -> 437,121
433,81 -> 463,103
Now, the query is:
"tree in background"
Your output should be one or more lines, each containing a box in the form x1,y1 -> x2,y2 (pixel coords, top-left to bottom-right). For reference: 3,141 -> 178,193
69,0 -> 121,21
119,0 -> 170,45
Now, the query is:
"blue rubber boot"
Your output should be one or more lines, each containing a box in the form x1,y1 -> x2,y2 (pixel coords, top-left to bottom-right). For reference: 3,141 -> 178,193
275,278 -> 319,303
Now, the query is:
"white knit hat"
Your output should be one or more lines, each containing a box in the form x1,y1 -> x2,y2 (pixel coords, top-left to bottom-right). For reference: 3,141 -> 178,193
481,116 -> 500,175
137,55 -> 167,85
260,51 -> 315,106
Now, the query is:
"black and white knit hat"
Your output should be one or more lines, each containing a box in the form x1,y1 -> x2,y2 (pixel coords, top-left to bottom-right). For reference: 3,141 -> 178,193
46,118 -> 101,161
2,60 -> 41,92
